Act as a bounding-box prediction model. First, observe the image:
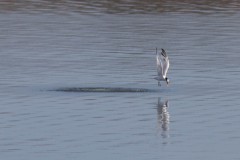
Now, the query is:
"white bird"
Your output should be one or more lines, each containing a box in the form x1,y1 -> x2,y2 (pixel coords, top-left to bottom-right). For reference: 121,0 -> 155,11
154,48 -> 170,86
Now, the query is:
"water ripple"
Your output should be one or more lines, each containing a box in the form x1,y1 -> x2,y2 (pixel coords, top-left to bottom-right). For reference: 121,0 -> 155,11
53,87 -> 152,92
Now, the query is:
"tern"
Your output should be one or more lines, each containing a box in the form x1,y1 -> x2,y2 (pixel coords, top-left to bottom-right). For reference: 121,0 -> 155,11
154,48 -> 170,86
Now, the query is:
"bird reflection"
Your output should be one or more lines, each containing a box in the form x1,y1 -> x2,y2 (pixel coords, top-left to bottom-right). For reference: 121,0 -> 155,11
157,98 -> 170,138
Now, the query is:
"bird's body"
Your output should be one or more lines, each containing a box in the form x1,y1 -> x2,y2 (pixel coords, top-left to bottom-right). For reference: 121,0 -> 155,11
154,48 -> 170,86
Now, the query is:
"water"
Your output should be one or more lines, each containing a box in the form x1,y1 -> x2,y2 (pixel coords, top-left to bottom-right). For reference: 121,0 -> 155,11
1,1 -> 240,160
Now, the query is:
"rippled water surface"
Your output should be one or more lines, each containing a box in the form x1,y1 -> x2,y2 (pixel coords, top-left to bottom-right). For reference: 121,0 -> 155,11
1,1 -> 240,160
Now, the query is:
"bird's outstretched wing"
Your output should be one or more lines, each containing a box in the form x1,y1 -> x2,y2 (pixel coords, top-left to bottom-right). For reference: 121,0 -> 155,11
156,48 -> 163,77
161,49 -> 170,79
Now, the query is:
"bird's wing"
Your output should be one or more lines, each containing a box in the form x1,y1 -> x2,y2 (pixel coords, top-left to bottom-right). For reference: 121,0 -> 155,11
156,51 -> 163,77
161,49 -> 170,78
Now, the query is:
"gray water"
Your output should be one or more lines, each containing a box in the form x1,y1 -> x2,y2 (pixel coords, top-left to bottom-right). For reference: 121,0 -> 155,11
1,1 -> 240,160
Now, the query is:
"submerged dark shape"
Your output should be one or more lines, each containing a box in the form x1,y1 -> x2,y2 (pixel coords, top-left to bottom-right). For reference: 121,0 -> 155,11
53,87 -> 151,92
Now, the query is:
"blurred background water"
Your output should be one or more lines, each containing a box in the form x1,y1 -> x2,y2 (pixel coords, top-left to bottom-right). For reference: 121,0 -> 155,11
0,1 -> 240,160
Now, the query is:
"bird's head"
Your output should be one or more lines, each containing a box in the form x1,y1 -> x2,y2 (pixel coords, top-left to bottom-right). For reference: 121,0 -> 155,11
165,77 -> 170,85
